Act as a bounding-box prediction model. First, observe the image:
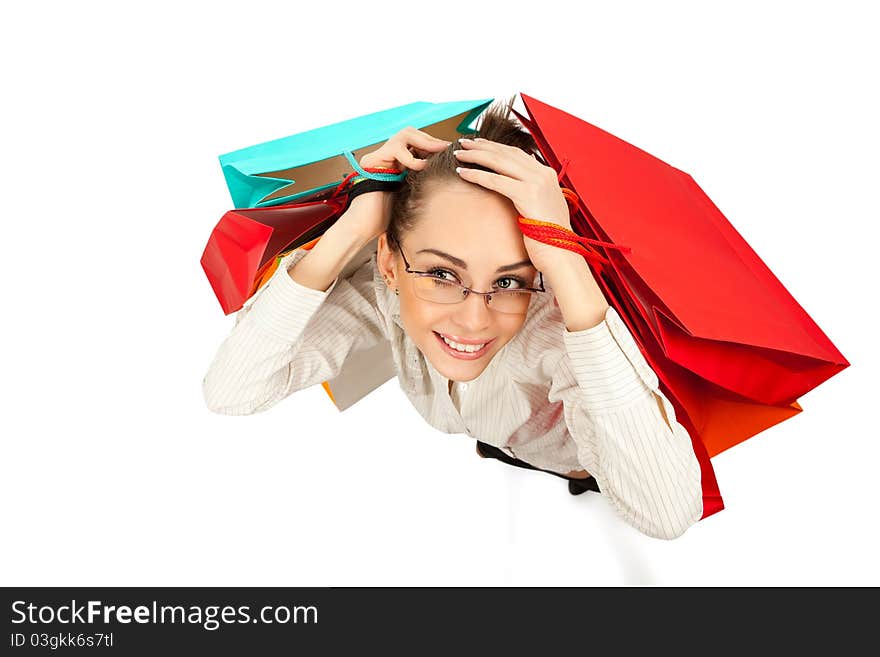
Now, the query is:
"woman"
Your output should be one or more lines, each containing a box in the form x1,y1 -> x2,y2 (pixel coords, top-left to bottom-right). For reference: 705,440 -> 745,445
202,99 -> 704,540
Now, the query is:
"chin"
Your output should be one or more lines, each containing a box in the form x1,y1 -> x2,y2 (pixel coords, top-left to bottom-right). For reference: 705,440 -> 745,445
437,364 -> 485,383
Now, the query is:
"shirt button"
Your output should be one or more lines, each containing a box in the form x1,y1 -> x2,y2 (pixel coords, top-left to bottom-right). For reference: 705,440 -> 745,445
460,383 -> 468,391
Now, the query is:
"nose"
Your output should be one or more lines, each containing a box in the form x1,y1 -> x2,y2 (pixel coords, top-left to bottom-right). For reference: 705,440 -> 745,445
450,291 -> 493,334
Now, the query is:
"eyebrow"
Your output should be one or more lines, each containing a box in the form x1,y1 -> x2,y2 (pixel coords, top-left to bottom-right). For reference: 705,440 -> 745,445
416,248 -> 534,273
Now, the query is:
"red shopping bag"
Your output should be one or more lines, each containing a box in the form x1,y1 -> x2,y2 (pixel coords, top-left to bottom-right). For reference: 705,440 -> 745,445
200,194 -> 347,315
514,93 -> 850,519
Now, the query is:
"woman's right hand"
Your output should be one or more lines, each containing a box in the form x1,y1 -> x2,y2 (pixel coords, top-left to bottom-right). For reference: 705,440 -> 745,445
338,127 -> 452,242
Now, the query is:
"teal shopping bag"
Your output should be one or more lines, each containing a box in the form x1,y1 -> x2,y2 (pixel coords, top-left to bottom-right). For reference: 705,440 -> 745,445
219,98 -> 493,209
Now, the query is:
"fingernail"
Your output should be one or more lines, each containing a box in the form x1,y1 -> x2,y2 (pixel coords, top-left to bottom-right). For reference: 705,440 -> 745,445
459,137 -> 473,143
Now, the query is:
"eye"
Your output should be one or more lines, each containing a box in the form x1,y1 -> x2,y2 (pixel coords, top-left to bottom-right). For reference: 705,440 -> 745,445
494,276 -> 527,290
425,268 -> 527,290
427,268 -> 459,282
426,268 -> 460,286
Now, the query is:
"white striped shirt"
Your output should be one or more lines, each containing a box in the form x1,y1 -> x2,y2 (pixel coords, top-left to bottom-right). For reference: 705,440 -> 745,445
203,248 -> 704,539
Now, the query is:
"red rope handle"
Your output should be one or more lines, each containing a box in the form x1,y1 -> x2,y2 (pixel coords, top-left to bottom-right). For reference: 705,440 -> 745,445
517,186 -> 631,272
519,218 -> 611,266
330,167 -> 403,199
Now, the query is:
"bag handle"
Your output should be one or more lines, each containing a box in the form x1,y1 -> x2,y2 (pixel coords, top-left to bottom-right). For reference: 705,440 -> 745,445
517,157 -> 631,274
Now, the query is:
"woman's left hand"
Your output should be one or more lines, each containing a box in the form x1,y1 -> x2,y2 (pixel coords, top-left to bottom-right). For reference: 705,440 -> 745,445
453,137 -> 571,272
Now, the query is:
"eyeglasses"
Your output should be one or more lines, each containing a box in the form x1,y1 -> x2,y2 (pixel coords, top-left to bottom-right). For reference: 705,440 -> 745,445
397,244 -> 545,315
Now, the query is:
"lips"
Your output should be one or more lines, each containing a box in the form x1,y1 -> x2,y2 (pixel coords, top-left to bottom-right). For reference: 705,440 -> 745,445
433,331 -> 495,361
436,332 -> 492,345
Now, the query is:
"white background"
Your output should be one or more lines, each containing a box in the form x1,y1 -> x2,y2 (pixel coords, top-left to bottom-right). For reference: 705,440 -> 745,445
2,1 -> 877,586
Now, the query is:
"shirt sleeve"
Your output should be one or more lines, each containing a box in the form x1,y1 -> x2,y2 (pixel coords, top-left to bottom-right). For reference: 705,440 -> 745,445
548,305 -> 704,540
202,248 -> 386,416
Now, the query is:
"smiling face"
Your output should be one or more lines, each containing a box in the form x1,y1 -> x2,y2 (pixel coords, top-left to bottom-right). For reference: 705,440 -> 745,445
376,180 -> 539,383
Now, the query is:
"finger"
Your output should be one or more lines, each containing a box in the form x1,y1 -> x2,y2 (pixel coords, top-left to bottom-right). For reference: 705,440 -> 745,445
408,126 -> 451,142
460,137 -> 524,153
455,166 -> 519,199
459,137 -> 537,162
453,146 -> 533,181
401,127 -> 452,151
396,146 -> 430,170
464,138 -> 542,165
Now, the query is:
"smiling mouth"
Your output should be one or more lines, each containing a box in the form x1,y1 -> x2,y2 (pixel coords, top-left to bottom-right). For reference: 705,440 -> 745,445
433,331 -> 494,359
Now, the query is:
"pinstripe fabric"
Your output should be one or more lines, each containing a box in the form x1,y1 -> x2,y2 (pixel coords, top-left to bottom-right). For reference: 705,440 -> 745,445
203,248 -> 704,539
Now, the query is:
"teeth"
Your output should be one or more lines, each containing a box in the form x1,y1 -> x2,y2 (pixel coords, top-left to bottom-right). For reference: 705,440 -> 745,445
441,334 -> 486,353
